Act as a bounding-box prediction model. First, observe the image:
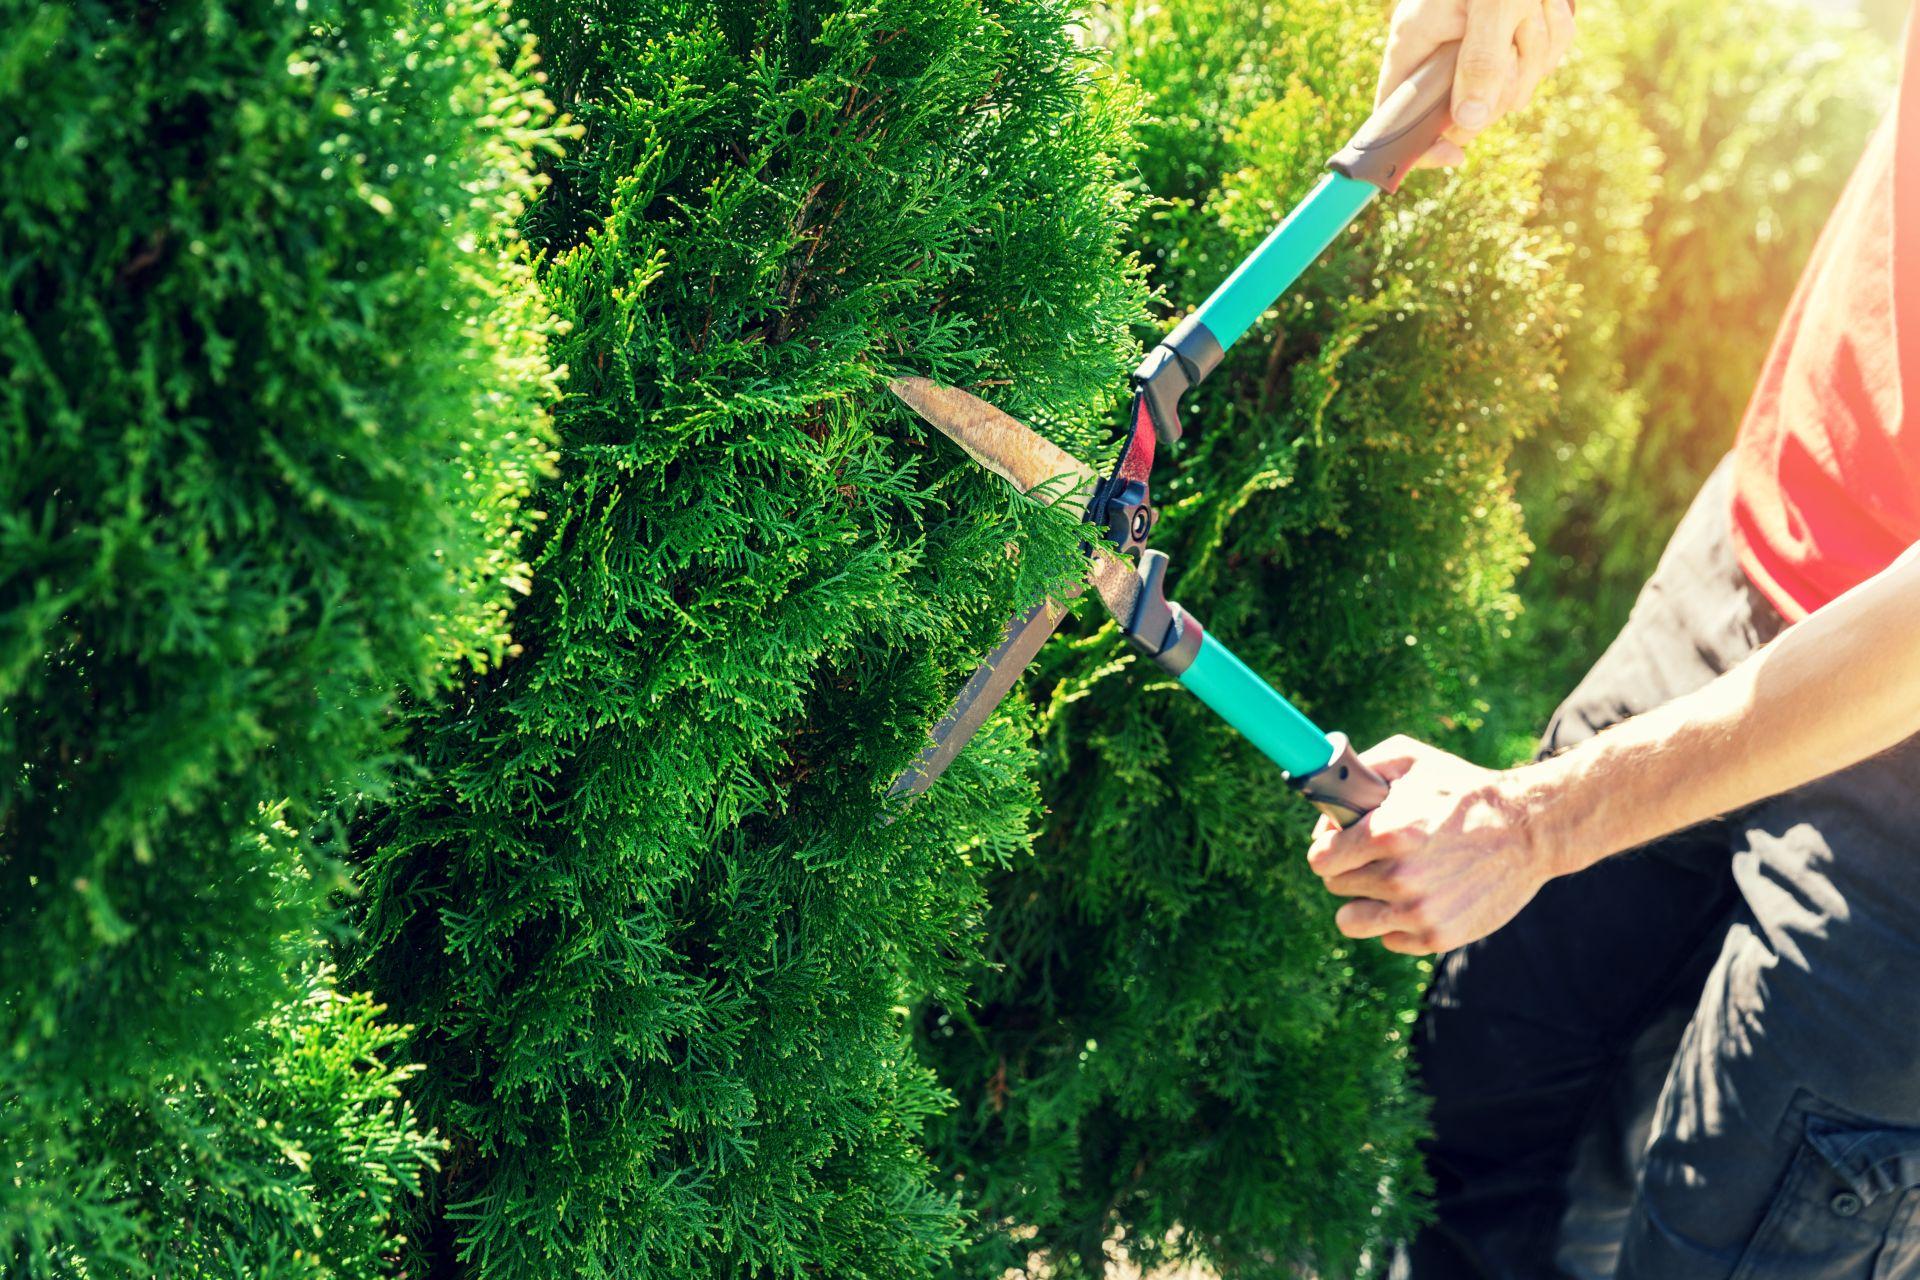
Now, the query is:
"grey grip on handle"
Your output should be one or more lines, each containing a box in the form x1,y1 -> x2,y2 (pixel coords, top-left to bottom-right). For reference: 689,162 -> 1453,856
1326,42 -> 1460,194
1291,732 -> 1390,827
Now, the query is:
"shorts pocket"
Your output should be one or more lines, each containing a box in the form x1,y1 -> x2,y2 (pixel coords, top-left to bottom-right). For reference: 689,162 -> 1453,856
1731,1111 -> 1920,1280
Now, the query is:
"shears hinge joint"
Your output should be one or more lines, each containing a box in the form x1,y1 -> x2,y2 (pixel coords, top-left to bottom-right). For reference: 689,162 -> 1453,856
1098,477 -> 1156,554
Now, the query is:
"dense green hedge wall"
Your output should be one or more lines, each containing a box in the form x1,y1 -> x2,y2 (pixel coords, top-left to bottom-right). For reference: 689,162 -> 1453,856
0,0 -> 558,1270
916,0 -> 1662,1275
350,3 -> 1147,1276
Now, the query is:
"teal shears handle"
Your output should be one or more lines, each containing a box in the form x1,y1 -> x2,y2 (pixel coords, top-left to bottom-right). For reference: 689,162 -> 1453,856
1131,41 -> 1463,443
1194,44 -> 1461,355
1113,48 -> 1462,821
1180,633 -> 1388,826
1124,554 -> 1388,825
1192,43 -> 1461,352
1178,636 -> 1337,778
1190,174 -> 1377,351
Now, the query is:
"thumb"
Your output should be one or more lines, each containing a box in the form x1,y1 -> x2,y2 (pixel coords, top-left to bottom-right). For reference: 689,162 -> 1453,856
1449,0 -> 1520,140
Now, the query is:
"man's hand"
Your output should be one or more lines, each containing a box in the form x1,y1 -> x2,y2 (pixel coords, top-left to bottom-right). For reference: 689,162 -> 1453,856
1380,0 -> 1577,168
1306,736 -> 1557,955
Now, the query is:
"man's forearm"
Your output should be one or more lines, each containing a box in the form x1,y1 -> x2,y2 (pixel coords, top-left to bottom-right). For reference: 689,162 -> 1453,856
1521,545 -> 1920,879
1308,541 -> 1920,954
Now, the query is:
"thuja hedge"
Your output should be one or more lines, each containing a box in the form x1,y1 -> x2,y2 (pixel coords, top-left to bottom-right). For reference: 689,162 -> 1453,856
916,0 -> 1659,1274
350,3 -> 1146,1276
0,0 -> 557,1270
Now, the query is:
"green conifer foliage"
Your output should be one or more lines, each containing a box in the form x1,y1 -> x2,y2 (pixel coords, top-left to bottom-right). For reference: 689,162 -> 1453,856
918,1 -> 1650,1273
351,4 -> 1146,1276
1,0 -> 557,1268
12,971 -> 443,1279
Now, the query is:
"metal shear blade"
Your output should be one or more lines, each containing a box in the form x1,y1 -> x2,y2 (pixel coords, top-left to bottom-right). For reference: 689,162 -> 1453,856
887,377 -> 1141,799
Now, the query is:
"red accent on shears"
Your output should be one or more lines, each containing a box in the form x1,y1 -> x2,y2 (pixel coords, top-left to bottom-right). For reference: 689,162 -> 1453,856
1113,395 -> 1157,489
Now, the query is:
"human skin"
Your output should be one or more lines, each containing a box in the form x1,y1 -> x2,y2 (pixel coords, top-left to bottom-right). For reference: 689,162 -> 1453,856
1379,0 -> 1577,168
1305,541 -> 1920,955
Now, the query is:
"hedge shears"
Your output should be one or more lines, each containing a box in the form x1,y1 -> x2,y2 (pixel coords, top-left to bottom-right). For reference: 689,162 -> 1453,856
889,45 -> 1470,824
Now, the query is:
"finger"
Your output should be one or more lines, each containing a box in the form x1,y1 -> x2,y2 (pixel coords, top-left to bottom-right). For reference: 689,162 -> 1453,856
1376,0 -> 1469,107
1368,753 -> 1421,784
1335,897 -> 1405,940
1413,138 -> 1469,169
1308,826 -> 1336,867
1324,859 -> 1405,901
1360,735 -> 1426,782
1510,7 -> 1550,113
1382,930 -> 1440,956
1306,814 -> 1385,878
1375,29 -> 1424,109
1450,0 -> 1521,141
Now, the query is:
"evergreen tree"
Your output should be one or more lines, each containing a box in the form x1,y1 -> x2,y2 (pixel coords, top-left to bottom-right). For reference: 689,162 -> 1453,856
351,3 -> 1146,1276
1482,0 -> 1893,759
918,0 -> 1654,1273
1,0 -> 558,1269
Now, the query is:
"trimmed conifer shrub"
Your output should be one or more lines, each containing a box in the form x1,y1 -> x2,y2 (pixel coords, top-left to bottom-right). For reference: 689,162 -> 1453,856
916,1 -> 1655,1273
350,3 -> 1147,1276
1,0 -> 558,1268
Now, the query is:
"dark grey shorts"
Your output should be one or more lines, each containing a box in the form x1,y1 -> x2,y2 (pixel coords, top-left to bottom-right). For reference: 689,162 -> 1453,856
1396,458 -> 1920,1280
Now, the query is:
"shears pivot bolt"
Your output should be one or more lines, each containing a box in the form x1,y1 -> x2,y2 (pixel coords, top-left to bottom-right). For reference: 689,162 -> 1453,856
1100,478 -> 1156,553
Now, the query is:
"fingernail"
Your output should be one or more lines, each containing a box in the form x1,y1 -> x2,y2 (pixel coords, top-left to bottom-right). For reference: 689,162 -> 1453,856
1454,99 -> 1491,128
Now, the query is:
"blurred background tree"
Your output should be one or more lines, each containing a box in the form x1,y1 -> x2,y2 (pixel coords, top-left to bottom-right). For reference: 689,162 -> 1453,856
1475,0 -> 1894,759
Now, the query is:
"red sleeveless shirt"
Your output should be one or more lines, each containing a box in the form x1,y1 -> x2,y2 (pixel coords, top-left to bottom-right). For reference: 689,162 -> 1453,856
1731,17 -> 1920,622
